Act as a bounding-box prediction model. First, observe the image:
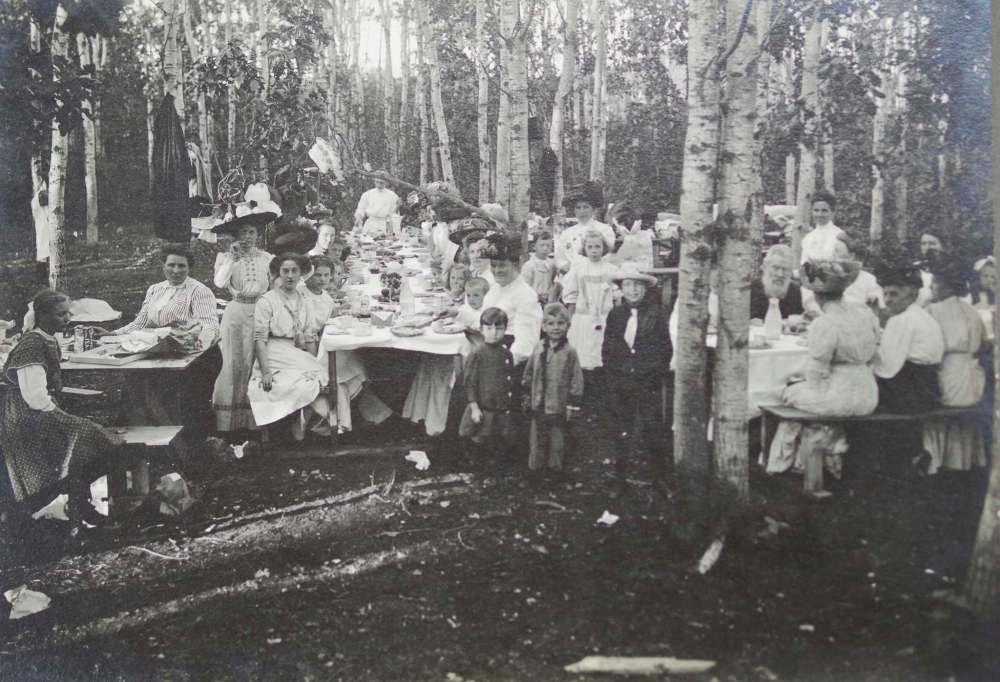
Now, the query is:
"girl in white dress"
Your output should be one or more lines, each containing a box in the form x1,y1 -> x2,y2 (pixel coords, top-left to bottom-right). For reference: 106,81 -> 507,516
562,230 -> 621,370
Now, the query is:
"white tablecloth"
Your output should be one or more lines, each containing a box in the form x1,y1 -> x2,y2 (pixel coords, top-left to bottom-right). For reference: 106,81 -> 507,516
746,335 -> 810,418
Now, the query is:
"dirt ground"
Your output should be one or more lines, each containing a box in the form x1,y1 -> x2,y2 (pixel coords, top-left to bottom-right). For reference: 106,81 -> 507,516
1,244 -> 998,681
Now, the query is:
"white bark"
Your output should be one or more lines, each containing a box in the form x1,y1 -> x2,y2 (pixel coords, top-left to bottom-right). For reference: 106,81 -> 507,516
399,0 -> 411,171
383,0 -> 396,172
549,0 -> 578,218
421,2 -> 456,190
869,18 -> 893,245
713,0 -> 759,503
675,0 -> 721,488
588,0 -> 607,182
163,0 -> 185,121
416,7 -> 430,186
184,1 -> 213,198
820,19 -> 834,191
749,0 -> 772,279
227,0 -> 237,163
476,0 -> 492,202
47,4 -> 70,290
77,33 -> 99,242
495,5 -> 513,206
29,16 -> 48,259
506,0 -> 531,230
794,9 -> 821,263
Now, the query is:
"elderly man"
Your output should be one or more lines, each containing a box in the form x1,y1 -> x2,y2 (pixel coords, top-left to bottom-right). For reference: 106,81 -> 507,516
353,170 -> 400,237
752,245 -> 804,319
874,266 -> 945,413
800,190 -> 845,264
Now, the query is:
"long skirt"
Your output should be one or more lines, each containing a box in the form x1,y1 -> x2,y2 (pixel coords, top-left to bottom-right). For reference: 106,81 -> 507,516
403,354 -> 457,436
1,391 -> 114,501
212,301 -> 257,432
315,349 -> 392,432
567,312 -> 607,369
246,339 -> 328,426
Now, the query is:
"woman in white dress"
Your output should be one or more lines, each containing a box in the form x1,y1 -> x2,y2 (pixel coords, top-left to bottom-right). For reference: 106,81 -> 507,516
211,217 -> 274,434
247,253 -> 331,438
922,261 -> 987,473
767,259 -> 880,485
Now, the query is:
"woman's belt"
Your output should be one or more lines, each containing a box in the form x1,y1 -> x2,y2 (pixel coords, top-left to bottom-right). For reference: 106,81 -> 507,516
232,294 -> 262,304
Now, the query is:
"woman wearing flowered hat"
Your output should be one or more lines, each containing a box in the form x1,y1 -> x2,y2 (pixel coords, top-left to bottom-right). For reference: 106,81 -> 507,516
767,257 -> 881,489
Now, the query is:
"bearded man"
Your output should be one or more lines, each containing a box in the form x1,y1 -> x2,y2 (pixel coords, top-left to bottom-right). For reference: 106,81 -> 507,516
750,245 -> 804,320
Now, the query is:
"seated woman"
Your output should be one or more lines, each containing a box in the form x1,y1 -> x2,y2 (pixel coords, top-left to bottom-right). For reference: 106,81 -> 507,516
246,253 -> 332,438
109,245 -> 220,433
968,256 -> 996,310
767,259 -> 880,488
1,290 -> 122,530
299,256 -> 391,436
922,260 -> 987,474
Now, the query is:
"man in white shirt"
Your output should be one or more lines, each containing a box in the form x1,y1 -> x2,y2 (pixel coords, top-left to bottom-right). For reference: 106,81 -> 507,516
799,190 -> 845,264
554,181 -> 616,275
353,171 -> 400,237
481,233 -> 543,365
915,230 -> 945,306
874,266 -> 945,413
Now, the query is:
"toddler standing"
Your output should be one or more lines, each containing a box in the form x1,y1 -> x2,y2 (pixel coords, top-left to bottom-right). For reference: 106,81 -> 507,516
521,232 -> 556,304
601,264 -> 671,498
458,308 -> 517,474
522,303 -> 584,479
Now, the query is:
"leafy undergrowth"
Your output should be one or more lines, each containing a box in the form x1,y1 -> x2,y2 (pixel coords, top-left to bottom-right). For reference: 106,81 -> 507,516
1,415 -> 997,682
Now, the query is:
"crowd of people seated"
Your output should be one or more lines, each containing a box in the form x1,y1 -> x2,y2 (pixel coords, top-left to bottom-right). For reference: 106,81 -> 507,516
1,173 -> 995,534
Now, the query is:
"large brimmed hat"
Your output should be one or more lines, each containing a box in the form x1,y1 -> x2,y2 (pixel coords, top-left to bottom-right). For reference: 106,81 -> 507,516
371,169 -> 392,182
449,217 -> 496,245
480,232 -> 522,263
611,262 -> 658,285
210,182 -> 282,235
563,180 -> 605,210
930,257 -> 971,293
801,259 -> 862,294
876,262 -> 923,289
478,203 -> 510,228
272,219 -> 319,254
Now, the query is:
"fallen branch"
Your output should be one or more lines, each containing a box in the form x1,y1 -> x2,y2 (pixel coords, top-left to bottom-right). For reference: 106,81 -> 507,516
125,546 -> 189,562
534,500 -> 568,511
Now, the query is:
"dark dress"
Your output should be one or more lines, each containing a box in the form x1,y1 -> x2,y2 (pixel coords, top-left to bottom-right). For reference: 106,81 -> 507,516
1,330 -> 116,501
458,342 -> 517,443
750,280 -> 804,320
602,297 -> 671,478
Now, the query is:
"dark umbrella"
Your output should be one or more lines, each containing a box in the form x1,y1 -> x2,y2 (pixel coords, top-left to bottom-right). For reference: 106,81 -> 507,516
151,94 -> 191,242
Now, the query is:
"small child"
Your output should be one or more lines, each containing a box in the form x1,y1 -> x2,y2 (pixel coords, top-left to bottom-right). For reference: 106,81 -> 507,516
601,264 -> 671,499
458,307 -> 517,473
521,232 -> 556,304
522,303 -> 584,479
448,262 -> 471,305
455,276 -> 490,331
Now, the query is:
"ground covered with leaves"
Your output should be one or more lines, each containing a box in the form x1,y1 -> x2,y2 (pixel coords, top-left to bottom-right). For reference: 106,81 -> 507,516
1,244 -> 998,681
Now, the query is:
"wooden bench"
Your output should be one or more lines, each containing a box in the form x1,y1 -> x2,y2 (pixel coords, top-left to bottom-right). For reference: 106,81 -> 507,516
759,404 -> 991,497
106,425 -> 184,519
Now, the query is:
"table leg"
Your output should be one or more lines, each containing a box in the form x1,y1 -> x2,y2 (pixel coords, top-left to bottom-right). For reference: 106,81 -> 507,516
328,350 -> 339,452
132,459 -> 151,496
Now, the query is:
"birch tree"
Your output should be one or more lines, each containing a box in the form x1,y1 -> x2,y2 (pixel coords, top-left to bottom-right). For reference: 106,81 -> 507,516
549,0 -> 577,217
869,17 -> 893,245
475,0 -> 491,203
383,0 -> 396,172
227,0 -> 238,161
793,6 -> 821,262
713,0 -> 760,502
494,4 -> 512,205
588,0 -> 607,182
184,0 -> 213,198
782,52 -> 796,205
963,0 -> 1000,621
749,0 -> 772,279
505,0 -> 531,229
163,0 -> 185,121
47,3 -> 71,290
674,0 -> 721,495
77,33 -> 99,242
415,4 -> 430,185
422,1 -> 456,190
820,18 -> 834,191
399,0 -> 411,173
29,15 -> 48,260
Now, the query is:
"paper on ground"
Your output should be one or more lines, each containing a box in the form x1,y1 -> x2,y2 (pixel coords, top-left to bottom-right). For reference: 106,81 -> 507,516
696,537 -> 725,575
4,585 -> 51,620
564,656 -> 716,676
596,510 -> 619,527
405,450 -> 431,471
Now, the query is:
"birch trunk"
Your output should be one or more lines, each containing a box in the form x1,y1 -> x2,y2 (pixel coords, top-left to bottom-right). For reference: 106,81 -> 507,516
782,52 -> 795,205
163,0 -> 185,121
507,0 -> 531,231
495,4 -> 513,206
147,96 -> 156,193
399,0 -> 411,173
47,4 -> 70,290
29,16 -> 48,260
674,0 -> 721,492
383,0 -> 395,172
257,0 -> 270,98
476,0 -> 491,202
820,19 -> 834,191
226,0 -> 237,164
416,8 -> 430,186
549,0 -> 578,218
713,0 -> 759,502
892,31 -> 909,242
353,0 -> 365,162
184,1 -> 213,198
588,0 -> 607,182
784,154 -> 796,204
422,3 -> 456,190
965,0 -> 1000,618
749,0 -> 772,280
77,33 -> 99,242
794,9 -> 821,263
869,19 -> 893,246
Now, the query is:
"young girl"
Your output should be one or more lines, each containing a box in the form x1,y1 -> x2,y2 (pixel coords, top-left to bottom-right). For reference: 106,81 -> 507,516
522,303 -> 584,479
448,262 -> 471,305
601,264 -> 671,498
458,307 -> 517,473
521,232 -> 556,304
561,229 -> 621,390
